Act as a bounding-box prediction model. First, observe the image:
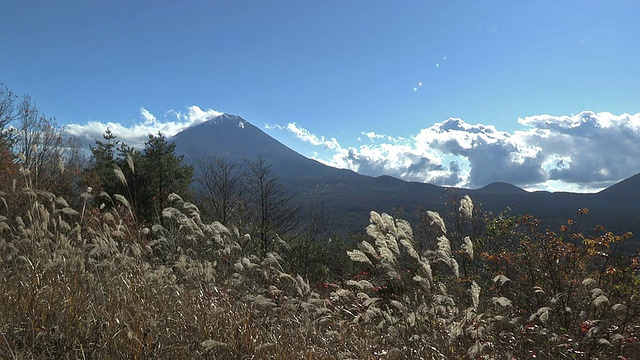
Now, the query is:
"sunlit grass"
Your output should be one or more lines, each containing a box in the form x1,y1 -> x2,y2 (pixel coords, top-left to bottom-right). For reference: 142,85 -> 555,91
1,186 -> 640,359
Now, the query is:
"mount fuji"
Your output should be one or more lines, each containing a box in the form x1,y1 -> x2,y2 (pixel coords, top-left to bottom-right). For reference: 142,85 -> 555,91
171,113 -> 640,247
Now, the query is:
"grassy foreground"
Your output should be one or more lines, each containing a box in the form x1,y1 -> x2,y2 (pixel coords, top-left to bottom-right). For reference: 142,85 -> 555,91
2,188 -> 640,359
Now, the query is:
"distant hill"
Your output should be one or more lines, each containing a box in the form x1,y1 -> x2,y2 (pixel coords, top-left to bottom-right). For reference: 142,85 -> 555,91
476,182 -> 527,195
598,172 -> 640,197
171,113 -> 640,250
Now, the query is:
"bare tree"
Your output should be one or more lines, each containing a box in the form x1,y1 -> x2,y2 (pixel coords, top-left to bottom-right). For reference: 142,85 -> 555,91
14,96 -> 66,189
0,84 -> 17,148
191,153 -> 245,226
244,155 -> 300,254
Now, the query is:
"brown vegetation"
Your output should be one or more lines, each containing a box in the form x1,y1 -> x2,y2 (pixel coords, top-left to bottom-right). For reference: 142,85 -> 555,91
1,181 -> 640,359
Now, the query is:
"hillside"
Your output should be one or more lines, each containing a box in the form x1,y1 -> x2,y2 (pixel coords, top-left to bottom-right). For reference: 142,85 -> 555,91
171,113 -> 640,243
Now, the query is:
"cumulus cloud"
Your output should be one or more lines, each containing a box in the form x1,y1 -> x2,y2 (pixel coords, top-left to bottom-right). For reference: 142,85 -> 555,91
269,111 -> 640,192
66,106 -> 640,192
517,112 -> 640,188
65,106 -> 224,149
273,121 -> 466,186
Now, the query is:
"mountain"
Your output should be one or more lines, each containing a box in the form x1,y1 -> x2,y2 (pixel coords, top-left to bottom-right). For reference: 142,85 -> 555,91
171,113 -> 448,228
171,113 -> 640,248
476,182 -> 527,195
172,113 -> 369,187
598,172 -> 640,197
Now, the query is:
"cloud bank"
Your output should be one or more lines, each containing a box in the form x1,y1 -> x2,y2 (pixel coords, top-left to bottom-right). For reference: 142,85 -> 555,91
65,106 -> 223,148
66,107 -> 640,192
271,111 -> 640,192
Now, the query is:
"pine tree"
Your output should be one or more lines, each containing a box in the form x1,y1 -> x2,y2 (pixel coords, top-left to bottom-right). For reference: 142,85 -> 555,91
137,132 -> 193,221
89,128 -> 121,194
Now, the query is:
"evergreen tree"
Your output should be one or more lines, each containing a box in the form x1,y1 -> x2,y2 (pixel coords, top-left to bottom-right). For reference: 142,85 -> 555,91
137,132 -> 193,221
89,128 -> 121,194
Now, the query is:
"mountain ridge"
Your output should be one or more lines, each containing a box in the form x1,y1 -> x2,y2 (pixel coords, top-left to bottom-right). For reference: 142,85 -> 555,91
171,113 -> 640,246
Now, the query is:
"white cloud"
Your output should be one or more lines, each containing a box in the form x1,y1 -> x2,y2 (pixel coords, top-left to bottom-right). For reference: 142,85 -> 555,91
362,131 -> 387,141
269,111 -> 640,192
65,106 -> 640,192
140,108 -> 157,125
65,105 -> 224,149
274,122 -> 341,150
271,121 -> 467,187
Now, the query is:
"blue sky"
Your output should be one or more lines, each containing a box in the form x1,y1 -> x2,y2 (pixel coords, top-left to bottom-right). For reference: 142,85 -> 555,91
2,1 -> 640,192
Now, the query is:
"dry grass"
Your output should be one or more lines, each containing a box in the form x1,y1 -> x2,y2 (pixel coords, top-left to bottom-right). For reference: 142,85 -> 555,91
2,186 -> 640,359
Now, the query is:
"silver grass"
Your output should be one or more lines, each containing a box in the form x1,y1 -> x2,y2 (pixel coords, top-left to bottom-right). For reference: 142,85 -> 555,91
399,238 -> 419,259
113,167 -> 127,186
467,341 -> 483,358
427,210 -> 447,233
492,296 -> 512,307
233,262 -> 244,272
436,235 -> 452,260
347,249 -> 373,266
381,212 -> 396,233
278,272 -> 301,295
126,154 -> 135,173
22,188 -> 36,198
598,338 -> 612,346
610,333 -> 625,342
357,279 -> 374,290
593,294 -> 609,308
334,288 -> 354,298
346,280 -> 363,289
493,274 -> 511,286
529,307 -> 551,322
459,194 -> 474,219
251,294 -> 276,307
35,190 -> 55,202
588,325 -> 601,337
461,236 -> 474,259
611,303 -> 626,312
582,277 -> 597,287
418,258 -> 433,282
295,275 -> 311,295
363,297 -> 381,308
114,194 -> 131,210
358,240 -> 378,257
470,281 -> 481,309
378,246 -> 395,263
366,223 -> 383,243
97,191 -> 111,200
369,211 -> 383,228
436,235 -> 458,276
386,233 -> 401,256
262,252 -> 283,269
412,275 -> 430,289
390,300 -> 404,311
57,156 -> 65,175
451,258 -> 460,277
201,340 -> 228,350
396,219 -> 413,242
241,257 -> 253,268
168,193 -> 182,203
60,207 -> 79,216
